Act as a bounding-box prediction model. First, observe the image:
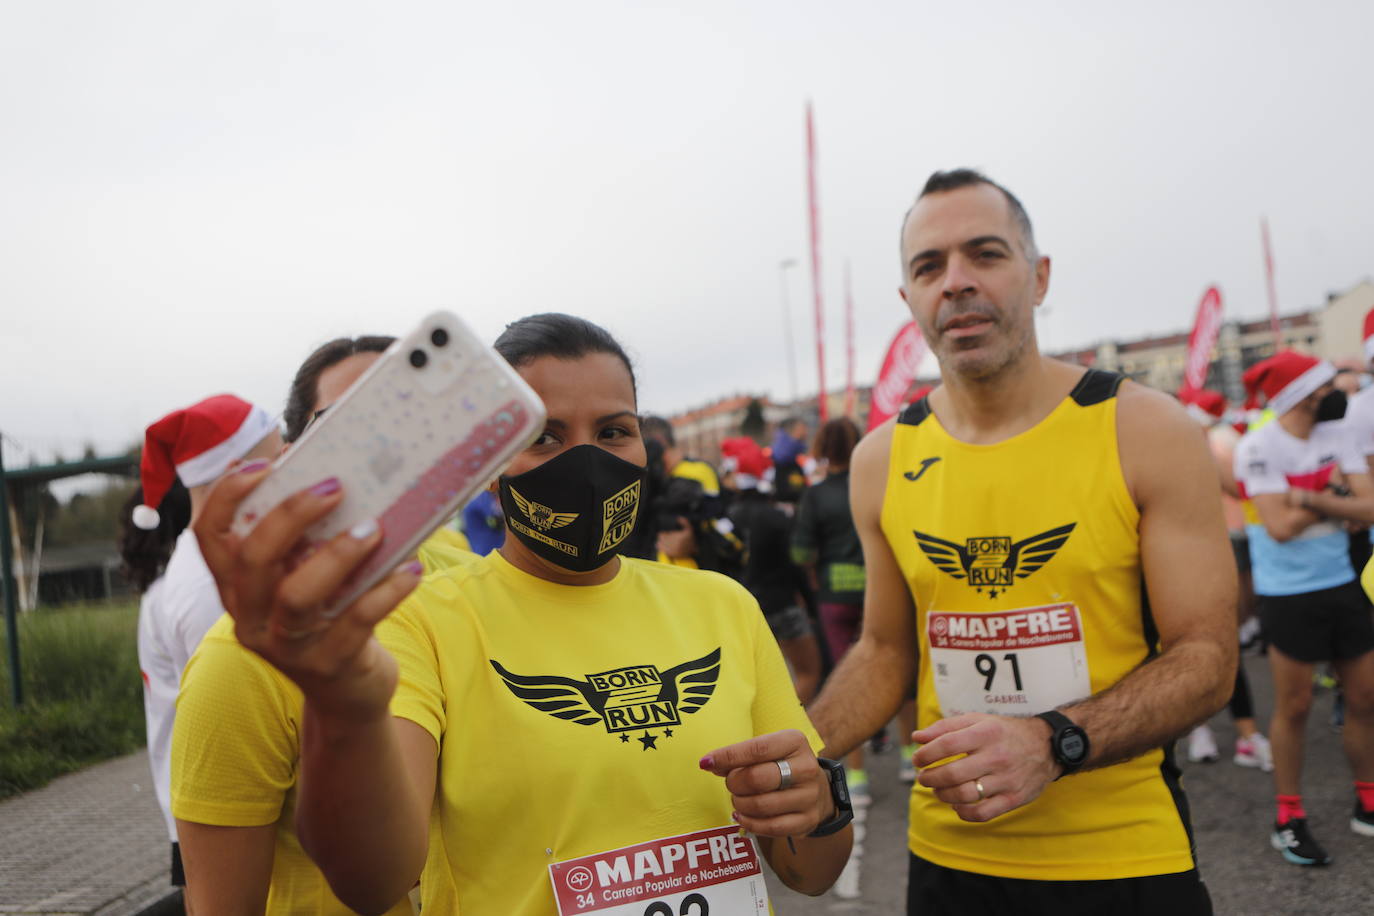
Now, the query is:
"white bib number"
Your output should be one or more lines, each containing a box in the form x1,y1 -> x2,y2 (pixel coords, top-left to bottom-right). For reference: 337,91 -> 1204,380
927,603 -> 1091,716
549,825 -> 770,916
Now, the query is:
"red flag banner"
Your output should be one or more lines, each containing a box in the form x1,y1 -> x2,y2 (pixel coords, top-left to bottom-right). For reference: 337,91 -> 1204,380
806,102 -> 828,421
1178,286 -> 1224,399
1261,217 -> 1281,348
867,322 -> 928,431
844,261 -> 856,418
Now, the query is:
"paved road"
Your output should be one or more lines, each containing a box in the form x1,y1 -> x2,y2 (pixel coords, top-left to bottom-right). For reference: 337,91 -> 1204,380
0,751 -> 174,915
766,652 -> 1374,915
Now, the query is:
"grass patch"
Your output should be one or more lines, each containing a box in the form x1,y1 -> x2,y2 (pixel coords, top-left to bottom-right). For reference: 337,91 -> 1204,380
0,602 -> 145,799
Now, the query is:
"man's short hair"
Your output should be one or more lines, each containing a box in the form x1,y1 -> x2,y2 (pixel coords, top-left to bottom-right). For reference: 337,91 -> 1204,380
902,168 -> 1038,259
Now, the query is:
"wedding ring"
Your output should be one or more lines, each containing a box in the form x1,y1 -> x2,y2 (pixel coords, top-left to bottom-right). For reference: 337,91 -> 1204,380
775,759 -> 793,791
974,779 -> 986,802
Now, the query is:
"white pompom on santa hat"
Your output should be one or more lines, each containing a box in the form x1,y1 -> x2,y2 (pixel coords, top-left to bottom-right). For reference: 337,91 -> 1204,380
133,394 -> 276,530
1241,350 -> 1336,419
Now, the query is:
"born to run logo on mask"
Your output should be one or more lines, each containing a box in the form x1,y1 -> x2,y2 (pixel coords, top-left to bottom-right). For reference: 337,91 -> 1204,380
498,444 -> 647,572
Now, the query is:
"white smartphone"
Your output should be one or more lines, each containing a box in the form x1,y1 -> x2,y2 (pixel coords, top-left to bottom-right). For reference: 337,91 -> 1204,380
232,310 -> 545,616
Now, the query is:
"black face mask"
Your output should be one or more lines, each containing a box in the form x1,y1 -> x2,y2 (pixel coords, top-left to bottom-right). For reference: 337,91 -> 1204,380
498,444 -> 646,573
1316,390 -> 1348,422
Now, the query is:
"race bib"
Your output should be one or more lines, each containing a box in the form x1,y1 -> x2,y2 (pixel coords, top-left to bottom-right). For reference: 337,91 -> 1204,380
927,603 -> 1091,716
549,825 -> 770,916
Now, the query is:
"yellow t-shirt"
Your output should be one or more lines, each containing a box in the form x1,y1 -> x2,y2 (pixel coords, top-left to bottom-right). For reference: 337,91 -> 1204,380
671,457 -> 721,496
170,532 -> 474,915
378,550 -> 819,915
884,371 -> 1196,881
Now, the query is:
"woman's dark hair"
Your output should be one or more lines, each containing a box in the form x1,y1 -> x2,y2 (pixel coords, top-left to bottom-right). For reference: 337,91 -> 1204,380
493,314 -> 637,397
813,417 -> 862,469
117,481 -> 192,592
282,336 -> 395,442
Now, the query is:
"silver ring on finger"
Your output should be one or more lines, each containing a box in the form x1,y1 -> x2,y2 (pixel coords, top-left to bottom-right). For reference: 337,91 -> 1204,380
973,778 -> 986,802
775,759 -> 793,791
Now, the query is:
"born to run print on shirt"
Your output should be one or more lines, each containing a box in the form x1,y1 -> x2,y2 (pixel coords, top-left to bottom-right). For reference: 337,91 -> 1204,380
491,649 -> 721,749
912,523 -> 1076,599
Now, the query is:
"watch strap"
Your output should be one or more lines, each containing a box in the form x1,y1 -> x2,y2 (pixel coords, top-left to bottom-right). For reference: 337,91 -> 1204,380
807,757 -> 854,837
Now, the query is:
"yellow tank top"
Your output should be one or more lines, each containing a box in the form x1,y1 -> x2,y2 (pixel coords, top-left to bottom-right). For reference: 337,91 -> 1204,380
883,370 -> 1195,880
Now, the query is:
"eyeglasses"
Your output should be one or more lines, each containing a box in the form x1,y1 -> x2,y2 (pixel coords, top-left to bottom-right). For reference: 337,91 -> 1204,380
302,405 -> 330,434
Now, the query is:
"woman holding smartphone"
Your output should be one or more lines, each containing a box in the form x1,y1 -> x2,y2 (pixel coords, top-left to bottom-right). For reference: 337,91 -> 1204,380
193,313 -> 852,914
171,335 -> 470,915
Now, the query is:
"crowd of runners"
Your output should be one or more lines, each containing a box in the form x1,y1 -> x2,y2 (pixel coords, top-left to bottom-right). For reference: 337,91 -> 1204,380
118,169 -> 1373,915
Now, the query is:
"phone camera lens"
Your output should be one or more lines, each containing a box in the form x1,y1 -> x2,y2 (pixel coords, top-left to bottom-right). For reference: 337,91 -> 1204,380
430,328 -> 449,348
409,349 -> 428,368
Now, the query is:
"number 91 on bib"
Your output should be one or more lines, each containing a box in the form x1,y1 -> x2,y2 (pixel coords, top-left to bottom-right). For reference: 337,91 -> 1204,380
548,825 -> 769,915
928,603 -> 1091,717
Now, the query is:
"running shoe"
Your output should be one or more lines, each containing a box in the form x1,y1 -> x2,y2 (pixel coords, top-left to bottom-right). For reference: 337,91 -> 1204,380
1271,818 -> 1333,866
847,768 -> 871,808
1234,733 -> 1274,772
899,744 -> 917,783
1187,724 -> 1220,763
1353,802 -> 1374,837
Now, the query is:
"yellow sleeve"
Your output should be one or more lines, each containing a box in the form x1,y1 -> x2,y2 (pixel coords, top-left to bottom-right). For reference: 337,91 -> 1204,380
171,621 -> 302,826
743,589 -> 823,753
417,527 -> 474,571
672,460 -> 721,497
376,582 -> 450,747
1363,554 -> 1374,604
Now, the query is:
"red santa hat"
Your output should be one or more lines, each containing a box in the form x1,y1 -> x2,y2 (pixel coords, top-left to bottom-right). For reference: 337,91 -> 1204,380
132,394 -> 276,529
719,436 -> 772,491
1179,388 -> 1227,425
1241,350 -> 1335,418
1363,306 -> 1374,364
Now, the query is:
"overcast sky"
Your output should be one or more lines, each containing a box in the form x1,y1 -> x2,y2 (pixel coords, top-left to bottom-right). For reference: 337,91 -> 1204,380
3,0 -> 1372,472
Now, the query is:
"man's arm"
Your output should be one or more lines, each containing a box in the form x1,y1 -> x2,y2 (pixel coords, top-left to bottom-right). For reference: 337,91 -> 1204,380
914,385 -> 1237,821
808,422 -> 917,758
1295,471 -> 1374,526
177,821 -> 275,915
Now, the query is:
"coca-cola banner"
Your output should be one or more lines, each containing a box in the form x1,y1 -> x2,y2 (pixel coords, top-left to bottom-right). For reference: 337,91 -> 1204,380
867,322 -> 929,431
1178,286 -> 1224,399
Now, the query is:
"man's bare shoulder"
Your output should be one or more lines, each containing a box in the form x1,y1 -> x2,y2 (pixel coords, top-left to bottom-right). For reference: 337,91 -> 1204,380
1115,379 -> 1198,433
853,416 -> 897,471
1115,380 -> 1213,504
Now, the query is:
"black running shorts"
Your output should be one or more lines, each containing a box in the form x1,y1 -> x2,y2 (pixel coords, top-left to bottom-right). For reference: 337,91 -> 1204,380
1257,580 -> 1374,663
170,841 -> 185,887
907,853 -> 1213,916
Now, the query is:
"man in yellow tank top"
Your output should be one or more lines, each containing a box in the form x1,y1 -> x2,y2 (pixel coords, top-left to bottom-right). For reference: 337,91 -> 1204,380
809,169 -> 1238,914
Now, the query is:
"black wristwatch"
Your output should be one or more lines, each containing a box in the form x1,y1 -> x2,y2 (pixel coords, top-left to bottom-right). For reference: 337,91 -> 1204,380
807,757 -> 854,837
1035,709 -> 1090,779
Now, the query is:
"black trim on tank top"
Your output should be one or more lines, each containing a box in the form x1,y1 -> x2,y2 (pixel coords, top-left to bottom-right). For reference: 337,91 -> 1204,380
1141,582 -> 1199,866
1069,369 -> 1125,406
897,396 -> 933,427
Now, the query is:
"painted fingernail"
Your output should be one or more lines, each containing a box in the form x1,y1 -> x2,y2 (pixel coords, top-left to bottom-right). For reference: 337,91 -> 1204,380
349,518 -> 378,539
698,755 -> 714,770
310,477 -> 341,496
236,459 -> 270,474
401,560 -> 423,576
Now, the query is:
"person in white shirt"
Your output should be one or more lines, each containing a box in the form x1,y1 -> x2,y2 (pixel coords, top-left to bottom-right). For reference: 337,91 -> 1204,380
122,394 -> 282,887
1234,351 -> 1374,867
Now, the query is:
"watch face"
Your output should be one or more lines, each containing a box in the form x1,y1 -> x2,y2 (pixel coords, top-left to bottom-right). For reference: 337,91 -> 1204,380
1060,728 -> 1088,763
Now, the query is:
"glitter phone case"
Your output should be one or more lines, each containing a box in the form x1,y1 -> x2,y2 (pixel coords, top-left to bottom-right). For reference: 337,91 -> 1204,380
231,310 -> 545,616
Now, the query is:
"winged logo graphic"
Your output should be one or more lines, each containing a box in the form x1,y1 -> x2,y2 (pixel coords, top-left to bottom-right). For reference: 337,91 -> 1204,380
509,486 -> 578,531
912,523 -> 1076,598
489,649 -> 721,748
